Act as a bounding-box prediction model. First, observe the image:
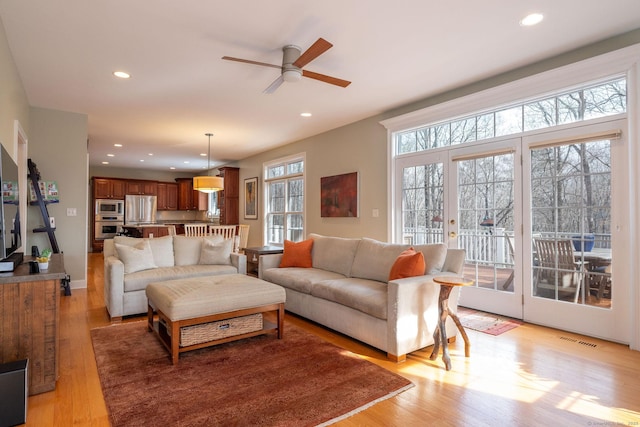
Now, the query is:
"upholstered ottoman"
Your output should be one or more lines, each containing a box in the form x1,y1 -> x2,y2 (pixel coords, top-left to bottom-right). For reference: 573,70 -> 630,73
146,274 -> 286,364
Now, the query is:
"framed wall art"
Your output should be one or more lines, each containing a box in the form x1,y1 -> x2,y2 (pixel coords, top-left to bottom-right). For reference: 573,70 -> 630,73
244,177 -> 258,220
320,172 -> 359,218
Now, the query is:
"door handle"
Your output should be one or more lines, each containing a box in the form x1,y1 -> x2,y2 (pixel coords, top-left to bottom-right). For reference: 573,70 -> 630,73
449,231 -> 457,238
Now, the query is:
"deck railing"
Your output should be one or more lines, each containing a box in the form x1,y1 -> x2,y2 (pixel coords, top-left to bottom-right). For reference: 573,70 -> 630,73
403,227 -> 611,267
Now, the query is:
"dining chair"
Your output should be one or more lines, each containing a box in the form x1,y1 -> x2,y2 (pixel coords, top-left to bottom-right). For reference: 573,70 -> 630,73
208,225 -> 236,241
184,223 -> 209,237
235,224 -> 250,253
533,238 -> 587,303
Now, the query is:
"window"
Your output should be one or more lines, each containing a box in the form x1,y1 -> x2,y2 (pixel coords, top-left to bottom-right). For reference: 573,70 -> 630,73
395,77 -> 626,155
264,154 -> 305,245
207,192 -> 219,221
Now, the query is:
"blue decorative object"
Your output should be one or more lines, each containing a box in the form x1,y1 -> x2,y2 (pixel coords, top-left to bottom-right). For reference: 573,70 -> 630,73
572,234 -> 595,252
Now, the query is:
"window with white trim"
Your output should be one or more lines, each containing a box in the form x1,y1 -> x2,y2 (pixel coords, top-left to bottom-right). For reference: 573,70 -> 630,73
264,154 -> 305,245
395,77 -> 626,155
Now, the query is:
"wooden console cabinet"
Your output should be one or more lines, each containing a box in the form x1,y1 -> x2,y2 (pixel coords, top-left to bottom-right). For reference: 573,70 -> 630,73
0,254 -> 66,395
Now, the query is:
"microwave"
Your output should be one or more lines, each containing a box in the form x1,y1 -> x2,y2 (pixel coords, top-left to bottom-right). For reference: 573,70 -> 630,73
95,199 -> 124,216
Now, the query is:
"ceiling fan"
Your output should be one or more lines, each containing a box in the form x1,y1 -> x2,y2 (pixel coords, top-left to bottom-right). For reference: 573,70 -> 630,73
222,38 -> 351,94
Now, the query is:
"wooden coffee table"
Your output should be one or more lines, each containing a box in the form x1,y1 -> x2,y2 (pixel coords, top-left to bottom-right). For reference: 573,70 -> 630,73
146,274 -> 286,364
429,276 -> 473,370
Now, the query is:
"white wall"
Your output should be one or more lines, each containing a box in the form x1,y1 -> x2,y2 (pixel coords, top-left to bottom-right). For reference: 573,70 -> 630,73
235,116 -> 388,248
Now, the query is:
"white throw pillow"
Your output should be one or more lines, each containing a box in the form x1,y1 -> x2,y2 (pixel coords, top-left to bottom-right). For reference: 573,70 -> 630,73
199,238 -> 233,265
173,235 -> 203,266
115,240 -> 157,273
171,235 -> 221,266
147,235 -> 175,267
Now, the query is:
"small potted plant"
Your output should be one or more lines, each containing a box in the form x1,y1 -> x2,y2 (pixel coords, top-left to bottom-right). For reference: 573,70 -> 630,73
36,248 -> 52,270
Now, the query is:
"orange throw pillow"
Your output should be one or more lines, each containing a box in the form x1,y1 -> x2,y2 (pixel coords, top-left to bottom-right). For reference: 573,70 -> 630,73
388,247 -> 426,280
279,239 -> 314,268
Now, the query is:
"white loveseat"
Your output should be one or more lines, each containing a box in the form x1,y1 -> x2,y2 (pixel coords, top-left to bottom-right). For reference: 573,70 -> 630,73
259,234 -> 465,362
103,235 -> 246,320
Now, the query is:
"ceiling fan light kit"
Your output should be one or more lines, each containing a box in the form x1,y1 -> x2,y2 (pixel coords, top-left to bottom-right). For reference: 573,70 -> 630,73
193,133 -> 224,193
282,68 -> 302,82
222,37 -> 351,93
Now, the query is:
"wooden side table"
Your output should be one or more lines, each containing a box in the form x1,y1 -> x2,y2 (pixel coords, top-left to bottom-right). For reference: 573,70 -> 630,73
244,246 -> 284,277
429,276 -> 473,371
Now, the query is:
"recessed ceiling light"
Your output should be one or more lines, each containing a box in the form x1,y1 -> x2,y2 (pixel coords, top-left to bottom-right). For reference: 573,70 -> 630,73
113,71 -> 131,79
184,161 -> 190,164
148,153 -> 153,156
114,143 -> 123,147
102,161 -> 109,165
301,112 -> 312,117
139,159 -> 144,162
107,154 -> 114,157
200,153 -> 207,156
520,13 -> 543,26
170,167 -> 176,170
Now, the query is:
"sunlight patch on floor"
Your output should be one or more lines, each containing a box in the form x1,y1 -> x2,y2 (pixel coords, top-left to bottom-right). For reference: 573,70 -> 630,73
556,391 -> 640,423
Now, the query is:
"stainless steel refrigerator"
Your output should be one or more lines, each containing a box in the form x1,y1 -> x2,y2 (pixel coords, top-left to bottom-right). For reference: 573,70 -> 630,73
125,195 -> 157,224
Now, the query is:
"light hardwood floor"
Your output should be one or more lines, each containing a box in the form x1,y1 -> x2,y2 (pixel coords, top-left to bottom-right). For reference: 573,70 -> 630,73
24,253 -> 640,426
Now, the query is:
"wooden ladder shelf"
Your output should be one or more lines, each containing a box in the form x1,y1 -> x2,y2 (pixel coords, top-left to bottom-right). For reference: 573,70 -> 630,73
27,159 -> 59,253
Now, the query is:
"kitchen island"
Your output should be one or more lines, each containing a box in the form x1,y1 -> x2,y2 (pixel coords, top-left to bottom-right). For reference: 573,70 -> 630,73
121,224 -> 171,238
122,221 -> 220,237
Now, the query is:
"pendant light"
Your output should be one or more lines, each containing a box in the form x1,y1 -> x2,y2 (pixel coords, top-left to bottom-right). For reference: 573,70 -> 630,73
193,133 -> 224,193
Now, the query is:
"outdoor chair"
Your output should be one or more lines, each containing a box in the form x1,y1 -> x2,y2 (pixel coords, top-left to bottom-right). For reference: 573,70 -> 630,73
533,238 -> 588,303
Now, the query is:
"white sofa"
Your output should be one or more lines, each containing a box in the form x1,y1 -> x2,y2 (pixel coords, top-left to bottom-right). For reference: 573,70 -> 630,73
103,235 -> 246,320
259,234 -> 465,362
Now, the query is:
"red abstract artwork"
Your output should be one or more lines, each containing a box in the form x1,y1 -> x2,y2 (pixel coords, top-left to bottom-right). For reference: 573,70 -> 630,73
320,172 -> 358,217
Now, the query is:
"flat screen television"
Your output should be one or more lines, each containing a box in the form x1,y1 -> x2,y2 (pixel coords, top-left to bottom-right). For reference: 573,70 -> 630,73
0,144 -> 21,262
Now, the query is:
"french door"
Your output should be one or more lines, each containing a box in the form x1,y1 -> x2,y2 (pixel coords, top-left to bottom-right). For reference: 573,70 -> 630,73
522,120 -> 629,342
395,138 -> 522,318
396,120 -> 629,342
448,139 -> 523,318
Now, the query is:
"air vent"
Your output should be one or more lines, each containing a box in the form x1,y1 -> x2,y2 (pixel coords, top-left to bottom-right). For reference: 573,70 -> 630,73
559,336 -> 598,347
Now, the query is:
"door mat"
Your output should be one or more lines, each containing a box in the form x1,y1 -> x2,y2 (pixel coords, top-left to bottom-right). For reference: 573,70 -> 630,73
457,307 -> 523,336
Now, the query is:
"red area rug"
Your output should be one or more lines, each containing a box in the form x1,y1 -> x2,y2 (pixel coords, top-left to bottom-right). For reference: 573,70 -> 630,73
457,307 -> 523,336
91,320 -> 412,426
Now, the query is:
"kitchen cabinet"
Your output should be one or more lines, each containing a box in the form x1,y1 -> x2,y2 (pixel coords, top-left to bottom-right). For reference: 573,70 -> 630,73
126,180 -> 157,196
93,178 -> 126,199
176,178 -> 207,211
157,182 -> 178,210
218,167 -> 239,225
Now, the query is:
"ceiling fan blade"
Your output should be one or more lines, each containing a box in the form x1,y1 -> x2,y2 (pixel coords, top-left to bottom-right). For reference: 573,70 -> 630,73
263,75 -> 284,94
292,38 -> 333,68
221,56 -> 282,70
302,70 -> 351,88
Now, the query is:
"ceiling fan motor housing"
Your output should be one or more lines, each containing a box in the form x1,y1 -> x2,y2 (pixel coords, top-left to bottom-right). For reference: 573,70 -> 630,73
282,45 -> 302,82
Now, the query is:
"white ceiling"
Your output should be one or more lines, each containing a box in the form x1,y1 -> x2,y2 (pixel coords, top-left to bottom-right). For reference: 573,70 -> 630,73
1,1 -> 639,172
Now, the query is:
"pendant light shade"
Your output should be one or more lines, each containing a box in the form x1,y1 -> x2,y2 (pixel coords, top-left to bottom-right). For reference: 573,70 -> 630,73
193,133 -> 224,193
193,175 -> 224,193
